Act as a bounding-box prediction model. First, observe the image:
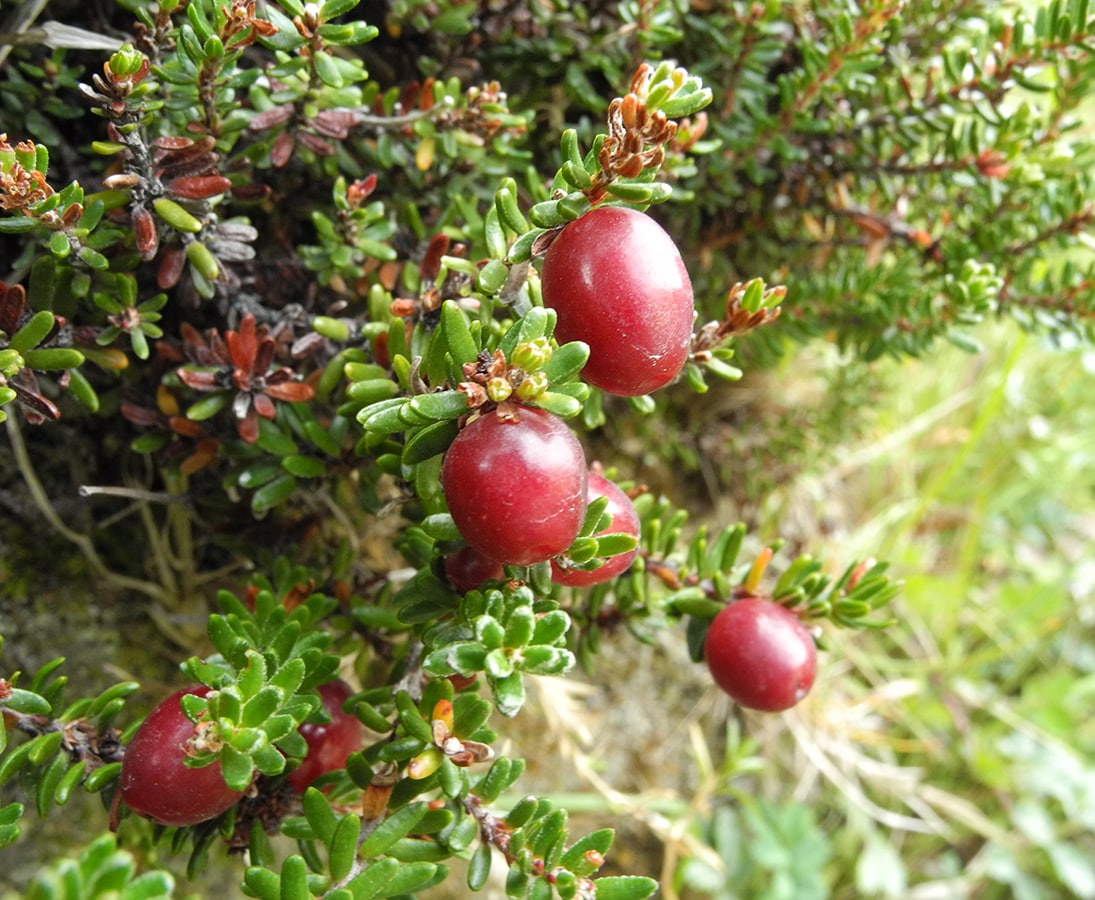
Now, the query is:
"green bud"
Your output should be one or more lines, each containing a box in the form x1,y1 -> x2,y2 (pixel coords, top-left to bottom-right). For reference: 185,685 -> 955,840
510,338 -> 552,372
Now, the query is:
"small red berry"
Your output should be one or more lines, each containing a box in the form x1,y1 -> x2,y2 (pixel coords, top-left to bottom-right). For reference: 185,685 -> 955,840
119,686 -> 244,827
441,407 -> 587,566
541,206 -> 695,396
288,680 -> 365,792
704,599 -> 817,712
551,471 -> 640,587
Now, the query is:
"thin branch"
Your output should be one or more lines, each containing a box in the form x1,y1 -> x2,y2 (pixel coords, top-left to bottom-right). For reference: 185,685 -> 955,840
5,414 -> 168,602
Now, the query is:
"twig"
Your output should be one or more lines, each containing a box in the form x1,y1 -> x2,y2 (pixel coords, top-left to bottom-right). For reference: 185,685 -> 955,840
5,414 -> 168,602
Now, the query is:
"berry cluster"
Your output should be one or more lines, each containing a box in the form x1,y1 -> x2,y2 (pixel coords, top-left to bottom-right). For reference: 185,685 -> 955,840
119,681 -> 363,827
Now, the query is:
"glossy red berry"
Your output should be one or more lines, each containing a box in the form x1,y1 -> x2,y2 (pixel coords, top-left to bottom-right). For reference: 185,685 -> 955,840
704,599 -> 817,712
541,205 -> 695,396
288,680 -> 364,792
441,407 -> 587,566
444,545 -> 506,593
551,471 -> 641,587
119,685 -> 244,827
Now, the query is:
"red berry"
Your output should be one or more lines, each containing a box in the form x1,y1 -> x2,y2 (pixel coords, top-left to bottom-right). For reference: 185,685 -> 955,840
444,545 -> 506,593
119,686 -> 244,827
288,680 -> 364,792
703,599 -> 817,712
551,471 -> 640,587
441,407 -> 587,566
541,206 -> 695,396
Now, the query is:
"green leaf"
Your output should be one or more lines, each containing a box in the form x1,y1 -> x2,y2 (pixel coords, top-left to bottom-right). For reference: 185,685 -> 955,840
9,310 -> 55,353
488,670 -> 525,717
440,300 -> 480,367
359,801 -> 429,858
591,876 -> 658,899
467,839 -> 493,890
251,474 -> 298,513
303,786 -> 338,843
561,828 -> 614,873
328,813 -> 361,882
281,454 -> 328,478
345,857 -> 399,899
313,49 -> 344,87
22,347 -> 86,370
220,745 -> 255,791
278,854 -> 310,900
373,861 -> 443,896
540,341 -> 589,383
405,391 -> 470,422
3,687 -> 51,715
36,753 -> 67,817
244,865 -> 281,900
403,419 -> 459,465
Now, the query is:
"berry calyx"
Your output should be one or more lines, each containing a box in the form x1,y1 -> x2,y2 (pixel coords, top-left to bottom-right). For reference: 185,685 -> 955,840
551,471 -> 641,587
118,685 -> 244,827
288,679 -> 364,792
703,599 -> 817,712
441,406 -> 587,566
541,205 -> 695,396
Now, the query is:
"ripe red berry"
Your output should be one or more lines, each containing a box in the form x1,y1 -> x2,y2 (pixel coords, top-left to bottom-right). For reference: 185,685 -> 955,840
288,680 -> 364,792
703,599 -> 817,712
440,407 -> 587,566
444,545 -> 506,593
540,205 -> 695,396
551,471 -> 640,587
119,685 -> 244,827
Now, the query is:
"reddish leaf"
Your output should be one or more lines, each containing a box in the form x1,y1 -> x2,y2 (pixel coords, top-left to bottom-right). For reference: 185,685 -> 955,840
297,131 -> 334,157
168,415 -> 207,438
226,314 -> 258,375
120,402 -> 161,426
157,246 -> 186,289
265,381 -> 315,403
133,205 -> 159,260
168,175 -> 232,200
248,105 -> 294,132
271,130 -> 296,168
177,367 -> 222,390
180,438 -> 220,475
237,405 -> 260,444
252,391 -> 276,420
421,233 -> 451,283
0,280 -> 27,336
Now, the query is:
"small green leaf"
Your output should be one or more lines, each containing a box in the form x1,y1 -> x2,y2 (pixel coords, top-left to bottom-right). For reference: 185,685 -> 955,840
476,258 -> 509,294
328,813 -> 361,882
313,49 -> 344,87
251,474 -> 298,513
2,687 -> 52,715
83,761 -> 122,793
244,865 -> 282,900
278,854 -> 310,900
22,347 -> 85,370
405,390 -> 470,422
591,875 -> 658,899
345,858 -> 399,899
402,419 -> 459,465
9,310 -> 55,353
220,745 -> 254,792
302,786 -> 338,843
360,801 -> 429,858
467,839 -> 493,890
153,197 -> 203,233
281,454 -> 328,478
